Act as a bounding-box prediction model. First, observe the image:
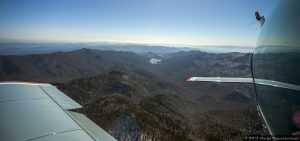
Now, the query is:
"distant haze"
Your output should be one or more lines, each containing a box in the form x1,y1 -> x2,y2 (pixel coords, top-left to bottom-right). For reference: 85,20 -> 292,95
0,42 -> 255,55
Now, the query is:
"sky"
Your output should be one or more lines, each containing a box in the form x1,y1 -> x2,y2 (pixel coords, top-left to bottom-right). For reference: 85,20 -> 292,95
0,0 -> 278,48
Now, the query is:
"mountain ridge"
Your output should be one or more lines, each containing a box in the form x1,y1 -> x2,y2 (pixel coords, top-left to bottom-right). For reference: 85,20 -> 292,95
0,47 -> 263,140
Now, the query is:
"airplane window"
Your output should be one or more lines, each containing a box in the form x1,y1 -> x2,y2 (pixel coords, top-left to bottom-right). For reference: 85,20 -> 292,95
1,0 -> 299,140
253,0 -> 300,136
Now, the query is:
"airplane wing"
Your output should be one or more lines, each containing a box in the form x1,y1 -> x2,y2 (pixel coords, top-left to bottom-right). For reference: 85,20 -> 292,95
186,76 -> 300,136
0,82 -> 117,141
186,77 -> 300,91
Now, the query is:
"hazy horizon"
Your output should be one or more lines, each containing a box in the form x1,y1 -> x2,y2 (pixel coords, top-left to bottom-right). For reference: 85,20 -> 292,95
0,41 -> 256,53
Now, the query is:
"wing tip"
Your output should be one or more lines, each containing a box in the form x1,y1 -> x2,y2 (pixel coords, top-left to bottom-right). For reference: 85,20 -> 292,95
185,77 -> 195,82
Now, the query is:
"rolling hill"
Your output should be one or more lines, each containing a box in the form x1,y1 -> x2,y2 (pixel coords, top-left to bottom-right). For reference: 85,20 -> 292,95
0,48 -> 263,140
55,69 -> 263,141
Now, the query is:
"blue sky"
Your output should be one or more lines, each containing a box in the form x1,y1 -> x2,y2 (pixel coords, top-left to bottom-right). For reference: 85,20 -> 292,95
0,0 -> 278,47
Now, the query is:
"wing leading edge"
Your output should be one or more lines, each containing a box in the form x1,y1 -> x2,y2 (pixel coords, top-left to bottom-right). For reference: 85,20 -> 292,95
186,77 -> 300,91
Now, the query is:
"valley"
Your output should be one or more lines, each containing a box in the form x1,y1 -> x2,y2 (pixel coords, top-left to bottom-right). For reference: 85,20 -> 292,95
0,47 -> 263,141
